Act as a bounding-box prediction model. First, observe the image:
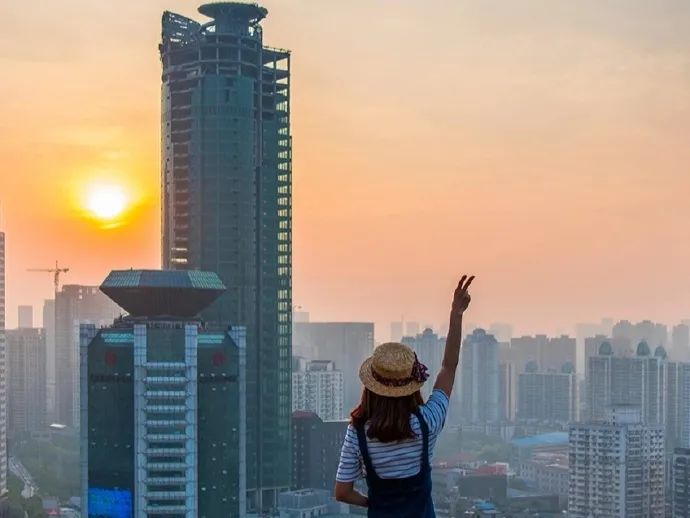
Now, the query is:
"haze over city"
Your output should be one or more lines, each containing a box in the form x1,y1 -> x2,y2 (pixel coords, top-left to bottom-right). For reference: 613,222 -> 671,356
2,0 -> 690,337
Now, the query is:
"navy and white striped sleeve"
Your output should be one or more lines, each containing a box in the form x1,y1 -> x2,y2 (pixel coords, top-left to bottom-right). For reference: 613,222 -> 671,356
336,424 -> 364,482
421,388 -> 450,435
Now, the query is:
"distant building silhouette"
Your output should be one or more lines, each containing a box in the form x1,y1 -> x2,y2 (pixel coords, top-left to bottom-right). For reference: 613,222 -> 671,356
7,328 -> 47,436
0,231 -> 7,506
42,299 -> 56,420
401,328 -> 444,380
390,321 -> 403,343
17,305 -> 33,329
673,323 -> 690,361
293,322 -> 374,412
505,335 -> 576,374
517,362 -> 577,424
613,319 -> 668,349
672,448 -> 690,517
292,358 -> 344,421
499,362 -> 516,422
460,329 -> 499,424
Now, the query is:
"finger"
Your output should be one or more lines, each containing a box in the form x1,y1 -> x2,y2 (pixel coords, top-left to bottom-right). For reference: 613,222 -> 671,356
462,275 -> 475,291
456,275 -> 467,292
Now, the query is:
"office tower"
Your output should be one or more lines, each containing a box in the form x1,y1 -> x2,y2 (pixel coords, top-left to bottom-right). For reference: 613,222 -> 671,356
390,321 -> 403,343
292,358 -> 343,421
81,270 -> 246,517
673,448 -> 690,517
55,285 -> 121,429
42,299 -> 56,419
488,322 -> 513,343
405,321 -> 420,337
460,329 -> 499,424
673,324 -> 690,361
292,322 -> 374,412
517,362 -> 577,423
160,4 -> 292,508
6,328 -> 47,436
292,411 -> 348,491
613,319 -> 668,348
667,362 -> 690,450
568,407 -> 665,518
17,305 -> 32,328
499,362 -> 516,422
0,232 -> 6,503
509,335 -> 547,371
401,328 -> 444,380
587,341 -> 667,425
508,335 -> 576,373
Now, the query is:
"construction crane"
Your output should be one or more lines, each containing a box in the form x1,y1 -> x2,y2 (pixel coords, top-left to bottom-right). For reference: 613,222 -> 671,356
28,260 -> 70,295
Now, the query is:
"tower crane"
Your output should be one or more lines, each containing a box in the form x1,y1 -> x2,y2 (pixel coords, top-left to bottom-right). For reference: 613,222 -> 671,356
28,260 -> 70,295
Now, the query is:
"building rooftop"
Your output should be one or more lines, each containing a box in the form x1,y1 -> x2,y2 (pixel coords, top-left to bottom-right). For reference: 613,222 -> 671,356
512,432 -> 569,449
100,269 -> 226,318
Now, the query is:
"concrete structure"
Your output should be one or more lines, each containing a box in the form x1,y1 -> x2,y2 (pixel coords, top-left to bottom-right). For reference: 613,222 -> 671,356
583,334 -> 633,368
505,335 -> 576,373
159,1 -> 293,506
613,319 -> 668,348
673,324 -> 690,361
568,407 -> 665,517
672,448 -> 690,517
81,270 -> 246,517
499,362 -> 516,422
460,329 -> 499,424
55,285 -> 122,429
586,341 -> 667,425
293,322 -> 374,413
6,328 -> 47,436
160,3 -> 292,510
277,489 -> 347,518
518,452 -> 569,499
517,362 -> 577,423
292,358 -> 344,421
17,306 -> 32,329
291,411 -> 347,491
42,299 -> 56,419
401,327 -> 444,381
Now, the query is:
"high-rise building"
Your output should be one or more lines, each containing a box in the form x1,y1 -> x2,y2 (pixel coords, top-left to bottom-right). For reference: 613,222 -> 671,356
613,319 -> 668,349
667,362 -> 690,450
499,362 -> 516,422
292,358 -> 344,421
586,341 -> 667,425
6,328 -> 47,436
583,334 -> 632,369
0,232 -> 7,503
160,4 -> 292,508
55,285 -> 121,429
81,270 -> 246,517
517,362 -> 577,423
17,305 -> 33,329
293,322 -> 374,413
292,411 -> 347,491
673,324 -> 690,361
390,321 -> 403,343
508,335 -> 576,373
672,448 -> 690,517
42,299 -> 56,419
401,328 -> 444,380
460,329 -> 499,424
568,407 -> 665,517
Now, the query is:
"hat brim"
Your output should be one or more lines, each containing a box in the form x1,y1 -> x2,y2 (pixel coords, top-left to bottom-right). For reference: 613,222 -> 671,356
359,356 -> 426,398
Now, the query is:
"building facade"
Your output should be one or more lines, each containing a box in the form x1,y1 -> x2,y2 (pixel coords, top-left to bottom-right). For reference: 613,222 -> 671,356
292,411 -> 347,491
673,448 -> 690,517
81,270 -> 246,517
401,328 -> 444,381
586,341 -> 667,425
568,407 -> 665,517
55,285 -> 122,429
160,4 -> 292,509
499,362 -> 516,422
42,299 -> 56,419
292,322 -> 374,412
6,328 -> 47,436
17,306 -> 32,329
292,358 -> 343,421
460,329 -> 499,424
517,363 -> 577,424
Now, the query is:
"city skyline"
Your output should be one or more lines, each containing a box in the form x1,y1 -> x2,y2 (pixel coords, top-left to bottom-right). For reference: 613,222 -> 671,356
3,0 -> 690,338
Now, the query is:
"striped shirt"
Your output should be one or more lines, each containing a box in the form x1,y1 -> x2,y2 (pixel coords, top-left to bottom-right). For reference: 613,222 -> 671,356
336,389 -> 450,482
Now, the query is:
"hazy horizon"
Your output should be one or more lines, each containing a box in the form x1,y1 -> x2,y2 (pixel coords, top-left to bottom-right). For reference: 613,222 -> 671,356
2,0 -> 690,338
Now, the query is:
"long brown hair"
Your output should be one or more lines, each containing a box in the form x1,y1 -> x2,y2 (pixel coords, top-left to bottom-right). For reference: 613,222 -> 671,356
351,388 -> 424,443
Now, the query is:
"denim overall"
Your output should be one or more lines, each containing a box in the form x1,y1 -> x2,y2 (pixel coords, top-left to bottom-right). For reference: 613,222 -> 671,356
355,410 -> 435,518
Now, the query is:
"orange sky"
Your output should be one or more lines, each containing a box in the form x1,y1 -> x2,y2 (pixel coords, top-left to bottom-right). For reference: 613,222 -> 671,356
1,0 -> 690,338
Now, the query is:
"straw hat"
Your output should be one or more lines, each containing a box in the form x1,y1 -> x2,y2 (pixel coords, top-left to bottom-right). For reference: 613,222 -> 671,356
359,342 -> 430,398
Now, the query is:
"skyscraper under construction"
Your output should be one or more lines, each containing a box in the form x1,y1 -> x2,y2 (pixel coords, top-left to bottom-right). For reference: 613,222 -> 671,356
160,3 -> 292,510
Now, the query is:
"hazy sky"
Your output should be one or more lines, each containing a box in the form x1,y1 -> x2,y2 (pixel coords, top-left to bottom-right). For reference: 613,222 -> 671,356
1,0 -> 690,338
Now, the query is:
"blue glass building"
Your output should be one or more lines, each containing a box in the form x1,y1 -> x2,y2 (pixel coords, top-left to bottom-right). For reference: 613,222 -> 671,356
160,3 -> 292,511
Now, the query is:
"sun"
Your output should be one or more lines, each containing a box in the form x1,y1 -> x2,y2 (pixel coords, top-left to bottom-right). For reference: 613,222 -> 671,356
85,183 -> 128,221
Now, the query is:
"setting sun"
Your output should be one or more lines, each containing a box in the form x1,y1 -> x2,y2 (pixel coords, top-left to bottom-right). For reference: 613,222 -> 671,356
85,183 -> 128,221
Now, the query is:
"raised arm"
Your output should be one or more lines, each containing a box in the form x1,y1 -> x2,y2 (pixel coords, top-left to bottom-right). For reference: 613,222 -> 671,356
434,275 -> 474,397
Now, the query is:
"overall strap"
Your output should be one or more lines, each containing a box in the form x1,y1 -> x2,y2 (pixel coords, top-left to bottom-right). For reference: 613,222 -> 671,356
413,409 -> 431,471
355,421 -> 379,481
